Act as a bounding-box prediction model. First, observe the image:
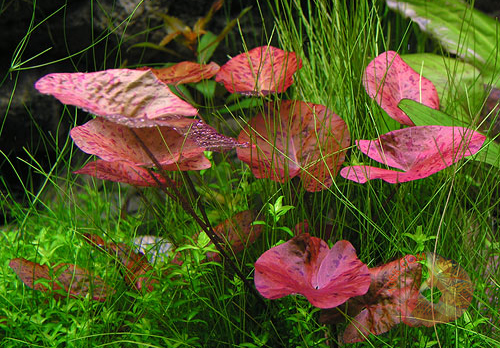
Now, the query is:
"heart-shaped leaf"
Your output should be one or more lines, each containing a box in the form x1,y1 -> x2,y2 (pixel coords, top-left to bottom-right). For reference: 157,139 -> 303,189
9,258 -> 114,301
74,160 -> 170,186
145,61 -> 220,85
237,100 -> 350,192
35,69 -> 198,127
175,120 -> 249,151
70,118 -> 210,169
254,234 -> 371,309
364,51 -> 439,125
83,234 -> 158,292
404,252 -> 473,327
215,46 -> 302,96
340,126 -> 485,183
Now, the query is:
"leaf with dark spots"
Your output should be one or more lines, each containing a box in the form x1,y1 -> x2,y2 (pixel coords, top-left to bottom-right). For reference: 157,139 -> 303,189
364,51 -> 439,125
175,120 -> 249,151
143,61 -> 220,85
74,160 -> 170,187
254,234 -> 371,308
9,258 -> 114,301
340,126 -> 485,183
237,100 -> 350,192
215,46 -> 302,96
70,118 -> 210,170
34,69 -> 198,128
83,234 -> 158,292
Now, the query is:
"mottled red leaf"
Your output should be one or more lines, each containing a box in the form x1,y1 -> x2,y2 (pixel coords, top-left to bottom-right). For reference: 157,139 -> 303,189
404,252 -> 473,327
35,69 -> 197,128
340,126 -> 485,184
83,234 -> 158,292
70,118 -> 210,169
237,100 -> 350,192
146,61 -> 220,85
9,258 -> 114,301
364,51 -> 439,125
175,120 -> 249,151
215,46 -> 302,96
254,234 -> 371,309
339,254 -> 423,343
201,210 -> 263,262
74,160 -> 169,187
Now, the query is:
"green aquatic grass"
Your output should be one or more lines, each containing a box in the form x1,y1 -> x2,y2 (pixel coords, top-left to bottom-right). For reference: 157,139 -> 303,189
1,0 -> 499,347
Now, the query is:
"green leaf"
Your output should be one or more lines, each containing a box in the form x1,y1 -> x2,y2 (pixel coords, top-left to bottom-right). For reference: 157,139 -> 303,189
192,80 -> 216,99
400,99 -> 500,168
386,0 -> 500,86
197,32 -> 219,64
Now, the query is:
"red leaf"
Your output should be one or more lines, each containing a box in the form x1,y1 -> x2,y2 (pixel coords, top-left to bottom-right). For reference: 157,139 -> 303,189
35,69 -> 197,128
202,210 -> 263,262
340,254 -> 423,343
215,46 -> 302,96
364,51 -> 439,125
70,118 -> 210,169
74,160 -> 169,187
9,258 -> 114,301
404,252 -> 473,327
146,61 -> 220,85
175,120 -> 249,151
83,234 -> 158,292
340,126 -> 485,183
254,234 -> 371,309
237,100 -> 350,192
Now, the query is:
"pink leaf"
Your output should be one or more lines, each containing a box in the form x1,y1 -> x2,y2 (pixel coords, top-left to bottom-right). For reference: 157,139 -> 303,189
364,51 -> 439,125
175,120 -> 249,151
9,258 -> 114,301
237,100 -> 350,192
70,118 -> 209,168
215,46 -> 302,96
35,69 -> 198,128
145,61 -> 220,85
254,234 -> 371,309
83,234 -> 158,292
202,210 -> 263,262
340,254 -> 423,343
74,160 -> 169,187
404,252 -> 473,327
340,126 -> 485,183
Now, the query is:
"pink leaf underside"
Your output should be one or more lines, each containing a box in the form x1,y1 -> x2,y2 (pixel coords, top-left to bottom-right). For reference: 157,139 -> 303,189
83,234 -> 158,292
34,68 -> 198,128
236,100 -> 350,192
74,160 -> 170,186
175,120 -> 249,151
404,252 -> 473,327
340,126 -> 485,183
145,61 -> 220,85
254,234 -> 371,309
203,210 -> 263,262
70,117 -> 210,169
215,46 -> 302,96
9,258 -> 114,301
363,50 -> 439,126
343,255 -> 423,343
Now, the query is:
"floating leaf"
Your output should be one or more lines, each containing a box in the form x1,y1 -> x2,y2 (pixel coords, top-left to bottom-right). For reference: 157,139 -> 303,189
145,61 -> 220,85
404,252 -> 473,327
237,100 -> 350,192
175,120 -> 249,151
254,234 -> 371,309
215,46 -> 302,96
340,126 -> 485,184
35,69 -> 198,128
200,210 -> 263,262
70,118 -> 210,169
74,160 -> 170,187
364,51 -> 439,125
83,234 -> 158,292
9,258 -> 114,301
337,255 -> 423,343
